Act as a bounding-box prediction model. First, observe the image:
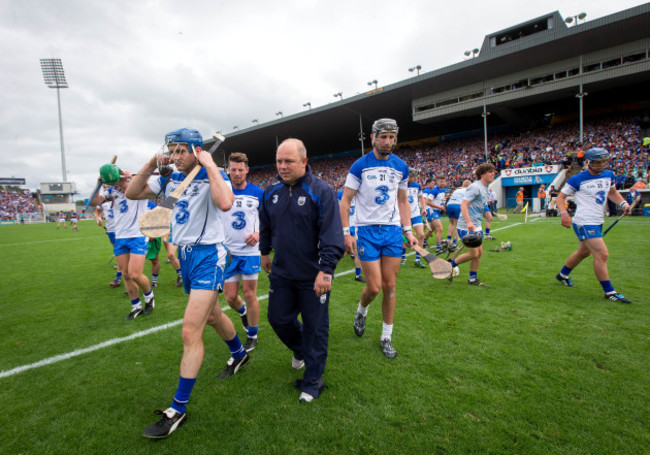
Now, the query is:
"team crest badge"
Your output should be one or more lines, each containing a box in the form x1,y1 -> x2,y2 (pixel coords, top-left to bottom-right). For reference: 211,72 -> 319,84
320,294 -> 327,304
298,196 -> 306,206
359,246 -> 365,256
272,195 -> 279,204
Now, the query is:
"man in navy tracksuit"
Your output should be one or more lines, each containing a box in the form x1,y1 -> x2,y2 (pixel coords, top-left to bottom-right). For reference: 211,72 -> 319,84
259,138 -> 345,403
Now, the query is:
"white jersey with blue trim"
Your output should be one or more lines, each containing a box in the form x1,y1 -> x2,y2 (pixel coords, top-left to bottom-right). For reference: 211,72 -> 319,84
102,187 -> 149,239
406,181 -> 423,218
457,180 -> 489,231
148,167 -> 233,246
447,187 -> 466,205
223,182 -> 264,256
336,189 -> 358,226
100,200 -> 116,233
561,170 -> 615,225
344,153 -> 409,227
427,186 -> 446,209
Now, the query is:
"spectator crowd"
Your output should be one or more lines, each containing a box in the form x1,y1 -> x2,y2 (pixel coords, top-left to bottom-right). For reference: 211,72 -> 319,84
0,188 -> 40,221
247,113 -> 649,191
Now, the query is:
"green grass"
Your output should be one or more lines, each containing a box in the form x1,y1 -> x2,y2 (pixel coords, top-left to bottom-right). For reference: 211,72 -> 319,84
0,216 -> 648,454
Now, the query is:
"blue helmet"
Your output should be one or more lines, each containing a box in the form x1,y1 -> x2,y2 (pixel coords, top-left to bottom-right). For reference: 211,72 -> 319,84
584,147 -> 610,162
164,128 -> 203,149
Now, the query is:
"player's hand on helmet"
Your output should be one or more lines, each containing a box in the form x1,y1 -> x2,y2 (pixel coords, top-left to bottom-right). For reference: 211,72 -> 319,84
194,146 -> 217,170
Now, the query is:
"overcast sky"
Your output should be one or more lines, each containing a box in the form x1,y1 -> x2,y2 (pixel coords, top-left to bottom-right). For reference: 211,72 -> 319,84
1,0 -> 647,197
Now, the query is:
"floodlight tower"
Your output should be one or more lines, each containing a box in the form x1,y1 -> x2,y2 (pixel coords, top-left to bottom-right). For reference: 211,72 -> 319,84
40,58 -> 69,182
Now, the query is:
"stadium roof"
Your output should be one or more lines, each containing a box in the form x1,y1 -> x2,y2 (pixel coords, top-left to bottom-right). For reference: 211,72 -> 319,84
208,3 -> 650,168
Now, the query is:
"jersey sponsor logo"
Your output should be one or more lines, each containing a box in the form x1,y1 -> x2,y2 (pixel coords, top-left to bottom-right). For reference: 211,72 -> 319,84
367,175 -> 378,180
298,196 -> 306,206
231,211 -> 246,230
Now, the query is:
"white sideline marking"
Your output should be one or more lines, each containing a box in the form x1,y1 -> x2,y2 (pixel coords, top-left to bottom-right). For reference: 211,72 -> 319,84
0,236 -> 103,248
0,222 -> 522,380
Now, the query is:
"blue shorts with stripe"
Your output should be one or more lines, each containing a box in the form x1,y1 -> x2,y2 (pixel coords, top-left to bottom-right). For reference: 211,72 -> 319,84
356,225 -> 403,261
411,215 -> 423,226
225,254 -> 261,280
114,236 -> 148,256
572,223 -> 603,241
178,243 -> 227,295
107,231 -> 116,245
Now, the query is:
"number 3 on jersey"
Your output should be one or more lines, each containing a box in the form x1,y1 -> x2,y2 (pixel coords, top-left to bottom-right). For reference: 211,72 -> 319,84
375,185 -> 390,205
175,200 -> 190,225
231,211 -> 246,230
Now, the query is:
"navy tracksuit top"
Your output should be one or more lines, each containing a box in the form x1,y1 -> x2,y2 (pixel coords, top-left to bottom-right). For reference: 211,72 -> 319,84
259,166 -> 344,281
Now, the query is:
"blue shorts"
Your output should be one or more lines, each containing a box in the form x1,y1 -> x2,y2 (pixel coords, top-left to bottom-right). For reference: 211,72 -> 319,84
178,243 -> 227,294
484,204 -> 490,213
225,254 -> 261,280
349,225 -> 356,237
447,204 -> 460,220
107,231 -> 116,245
573,223 -> 603,241
430,210 -> 441,221
114,236 -> 148,256
356,225 -> 403,261
411,215 -> 423,226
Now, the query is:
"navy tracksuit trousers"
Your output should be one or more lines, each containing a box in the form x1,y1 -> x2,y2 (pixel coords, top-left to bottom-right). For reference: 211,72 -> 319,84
267,275 -> 329,398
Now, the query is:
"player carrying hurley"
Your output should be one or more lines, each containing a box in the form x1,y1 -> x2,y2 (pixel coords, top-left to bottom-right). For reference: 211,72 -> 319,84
126,128 -> 248,439
554,147 -> 632,303
90,165 -> 155,320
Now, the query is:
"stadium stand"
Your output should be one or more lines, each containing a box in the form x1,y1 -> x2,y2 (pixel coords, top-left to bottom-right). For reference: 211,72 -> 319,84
0,188 -> 41,222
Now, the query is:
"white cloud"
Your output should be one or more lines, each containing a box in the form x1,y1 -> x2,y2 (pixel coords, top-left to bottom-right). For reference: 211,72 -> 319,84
0,0 -> 645,195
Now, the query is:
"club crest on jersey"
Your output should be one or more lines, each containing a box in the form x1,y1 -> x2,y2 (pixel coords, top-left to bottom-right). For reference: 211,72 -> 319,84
190,185 -> 200,196
272,195 -> 279,204
297,196 -> 306,206
246,200 -> 254,208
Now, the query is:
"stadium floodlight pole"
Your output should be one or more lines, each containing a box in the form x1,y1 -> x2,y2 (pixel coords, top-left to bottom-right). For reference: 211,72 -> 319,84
367,79 -> 378,90
303,102 -> 311,110
359,114 -> 366,156
576,55 -> 588,144
333,92 -> 343,100
40,58 -> 69,182
408,65 -> 421,75
482,99 -> 490,161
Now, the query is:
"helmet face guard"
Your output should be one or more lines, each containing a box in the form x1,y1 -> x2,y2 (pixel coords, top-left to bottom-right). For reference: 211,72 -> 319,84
160,128 -> 203,173
371,118 -> 399,155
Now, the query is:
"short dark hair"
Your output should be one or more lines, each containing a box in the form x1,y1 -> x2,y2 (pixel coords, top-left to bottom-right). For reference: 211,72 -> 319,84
228,152 -> 249,166
475,163 -> 496,178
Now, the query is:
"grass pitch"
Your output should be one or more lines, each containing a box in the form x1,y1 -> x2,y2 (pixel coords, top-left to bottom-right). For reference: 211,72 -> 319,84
0,215 -> 648,454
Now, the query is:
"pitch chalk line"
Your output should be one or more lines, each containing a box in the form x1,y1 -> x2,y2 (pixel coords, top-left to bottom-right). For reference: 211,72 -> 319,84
0,223 -> 520,380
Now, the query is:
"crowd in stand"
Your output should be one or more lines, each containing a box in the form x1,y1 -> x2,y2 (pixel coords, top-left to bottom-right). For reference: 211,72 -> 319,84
247,114 -> 649,191
0,188 -> 40,221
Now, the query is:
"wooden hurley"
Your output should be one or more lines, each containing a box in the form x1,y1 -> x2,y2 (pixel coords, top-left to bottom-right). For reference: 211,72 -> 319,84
412,244 -> 452,279
495,212 -> 508,221
138,134 -> 225,238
